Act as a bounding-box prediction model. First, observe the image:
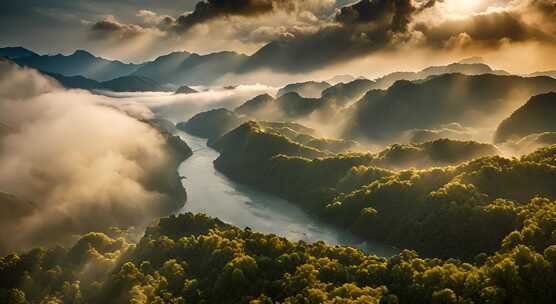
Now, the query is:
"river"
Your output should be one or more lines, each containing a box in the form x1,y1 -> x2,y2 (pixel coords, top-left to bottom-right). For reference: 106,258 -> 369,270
176,130 -> 398,257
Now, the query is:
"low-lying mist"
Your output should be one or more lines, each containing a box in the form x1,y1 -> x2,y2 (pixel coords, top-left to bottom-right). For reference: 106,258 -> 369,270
98,84 -> 277,122
0,62 -> 185,254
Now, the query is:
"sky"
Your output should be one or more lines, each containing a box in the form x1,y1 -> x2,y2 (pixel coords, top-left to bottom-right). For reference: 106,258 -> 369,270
1,0 -> 556,76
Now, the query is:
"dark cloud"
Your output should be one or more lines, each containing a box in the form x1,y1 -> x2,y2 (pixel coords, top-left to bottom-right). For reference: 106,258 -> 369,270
3,0 -> 556,72
336,0 -> 417,32
90,16 -> 147,40
240,0 -> 556,73
174,0 -> 282,32
417,12 -> 537,48
240,0 -> 430,73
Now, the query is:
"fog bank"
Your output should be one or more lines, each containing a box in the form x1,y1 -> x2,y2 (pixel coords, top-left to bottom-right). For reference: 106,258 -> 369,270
0,62 -> 184,253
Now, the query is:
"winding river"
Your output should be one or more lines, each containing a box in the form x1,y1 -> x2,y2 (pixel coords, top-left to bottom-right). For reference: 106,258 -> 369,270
176,130 -> 398,257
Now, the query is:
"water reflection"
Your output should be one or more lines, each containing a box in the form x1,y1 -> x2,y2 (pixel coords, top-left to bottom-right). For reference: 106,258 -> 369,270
177,130 -> 398,257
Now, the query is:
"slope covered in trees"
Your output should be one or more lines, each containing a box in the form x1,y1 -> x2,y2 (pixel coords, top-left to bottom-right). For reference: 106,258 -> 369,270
4,205 -> 556,303
494,92 -> 556,143
176,108 -> 248,141
347,74 -> 556,141
212,122 -> 556,258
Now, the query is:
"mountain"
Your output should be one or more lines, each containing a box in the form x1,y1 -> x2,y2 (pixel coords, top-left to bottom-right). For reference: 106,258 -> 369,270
43,71 -> 103,90
347,74 -> 556,141
370,139 -> 499,170
527,70 -> 556,79
12,49 -> 142,81
321,78 -> 377,107
458,56 -> 485,64
131,51 -> 191,80
0,46 -> 37,59
274,92 -> 322,119
239,39 -> 355,74
43,70 -> 169,92
174,85 -> 198,94
326,74 -> 357,85
232,79 -> 378,122
133,51 -> 248,86
234,93 -> 275,117
100,75 -> 171,92
494,92 -> 556,143
373,63 -> 496,89
277,81 -> 331,98
176,108 -> 247,141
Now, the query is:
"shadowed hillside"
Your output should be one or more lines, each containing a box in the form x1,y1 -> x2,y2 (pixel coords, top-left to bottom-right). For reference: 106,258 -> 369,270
494,92 -> 556,143
347,74 -> 556,141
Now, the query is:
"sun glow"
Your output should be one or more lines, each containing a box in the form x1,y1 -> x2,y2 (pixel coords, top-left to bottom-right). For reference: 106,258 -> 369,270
444,0 -> 485,15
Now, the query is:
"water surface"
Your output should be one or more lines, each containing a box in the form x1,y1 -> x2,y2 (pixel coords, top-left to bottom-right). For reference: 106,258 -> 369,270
177,130 -> 398,256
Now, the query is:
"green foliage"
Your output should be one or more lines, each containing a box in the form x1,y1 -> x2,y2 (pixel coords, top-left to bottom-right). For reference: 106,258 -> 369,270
370,139 -> 499,170
4,208 -> 556,303
177,108 -> 247,140
214,124 -> 556,259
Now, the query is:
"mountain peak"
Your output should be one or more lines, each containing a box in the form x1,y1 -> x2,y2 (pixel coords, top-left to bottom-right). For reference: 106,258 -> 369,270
72,49 -> 95,58
0,46 -> 38,59
458,56 -> 485,64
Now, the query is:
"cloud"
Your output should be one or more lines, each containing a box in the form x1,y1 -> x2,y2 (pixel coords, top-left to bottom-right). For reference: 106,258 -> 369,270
169,0 -> 335,32
416,1 -> 556,49
90,15 -> 150,40
4,0 -> 556,73
0,61 -> 185,253
99,84 -> 277,122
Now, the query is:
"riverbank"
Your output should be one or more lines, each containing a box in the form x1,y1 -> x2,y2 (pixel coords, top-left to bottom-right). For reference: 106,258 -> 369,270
176,130 -> 398,257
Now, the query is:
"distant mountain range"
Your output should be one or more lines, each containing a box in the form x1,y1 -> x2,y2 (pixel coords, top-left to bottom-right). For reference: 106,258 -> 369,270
2,46 -> 555,92
132,51 -> 249,86
0,46 -> 37,59
373,63 -> 509,89
12,49 -> 142,82
42,71 -> 173,92
348,74 -> 556,141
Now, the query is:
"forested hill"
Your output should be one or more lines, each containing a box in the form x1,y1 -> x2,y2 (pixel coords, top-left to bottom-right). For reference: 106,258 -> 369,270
211,122 -> 556,259
3,205 -> 556,303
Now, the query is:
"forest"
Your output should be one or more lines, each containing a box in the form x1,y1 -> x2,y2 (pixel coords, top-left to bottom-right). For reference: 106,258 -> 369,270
3,0 -> 556,302
3,207 -> 556,303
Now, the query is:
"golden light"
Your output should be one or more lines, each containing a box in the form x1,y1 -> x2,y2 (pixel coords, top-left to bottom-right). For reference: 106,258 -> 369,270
444,0 -> 485,15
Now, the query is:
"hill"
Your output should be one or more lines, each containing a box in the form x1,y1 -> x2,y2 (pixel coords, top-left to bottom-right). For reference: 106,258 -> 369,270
321,78 -> 377,107
276,81 -> 331,98
234,93 -> 275,118
347,74 -> 556,141
495,92 -> 556,143
175,85 -> 198,94
176,108 -> 247,141
212,122 -> 556,258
